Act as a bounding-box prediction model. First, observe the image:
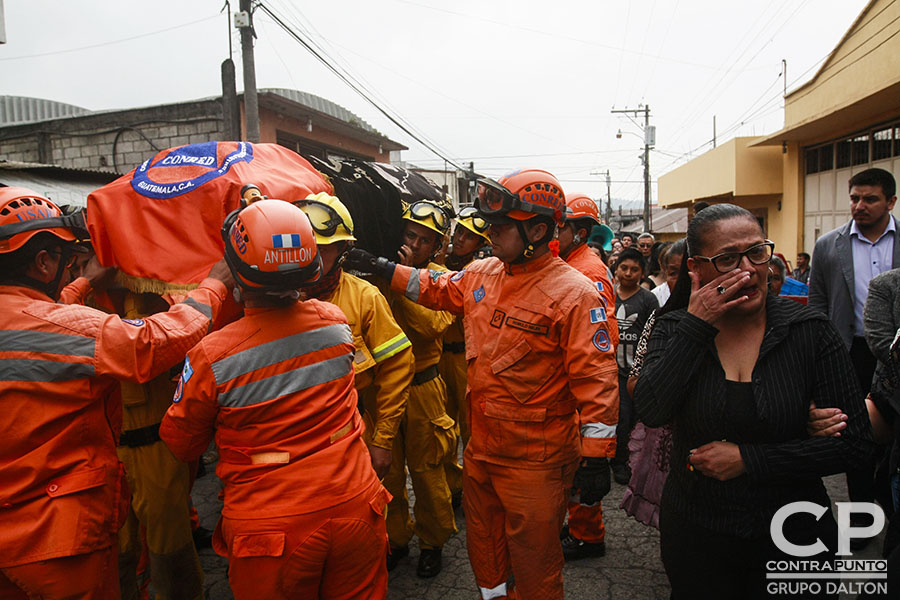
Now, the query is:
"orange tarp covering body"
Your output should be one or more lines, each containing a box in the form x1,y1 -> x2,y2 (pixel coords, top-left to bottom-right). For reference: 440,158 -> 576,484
87,142 -> 332,286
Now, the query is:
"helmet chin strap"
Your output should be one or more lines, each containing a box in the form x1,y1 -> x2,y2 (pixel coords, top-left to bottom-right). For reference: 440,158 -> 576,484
4,247 -> 73,300
513,221 -> 535,263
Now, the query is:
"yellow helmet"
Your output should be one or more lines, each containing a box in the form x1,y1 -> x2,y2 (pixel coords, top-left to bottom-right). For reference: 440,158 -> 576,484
293,192 -> 356,246
456,206 -> 491,243
402,200 -> 451,237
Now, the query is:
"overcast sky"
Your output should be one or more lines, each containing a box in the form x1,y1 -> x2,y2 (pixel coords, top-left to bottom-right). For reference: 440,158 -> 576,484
1,0 -> 871,207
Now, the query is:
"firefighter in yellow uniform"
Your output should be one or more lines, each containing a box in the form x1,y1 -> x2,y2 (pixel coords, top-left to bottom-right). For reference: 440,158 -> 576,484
439,207 -> 491,504
378,200 -> 458,578
295,193 -> 414,481
61,278 -> 203,600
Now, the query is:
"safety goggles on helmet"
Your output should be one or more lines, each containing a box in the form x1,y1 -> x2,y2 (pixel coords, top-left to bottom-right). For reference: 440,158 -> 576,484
0,208 -> 89,252
404,201 -> 451,235
475,178 -> 559,221
457,206 -> 489,234
294,199 -> 353,240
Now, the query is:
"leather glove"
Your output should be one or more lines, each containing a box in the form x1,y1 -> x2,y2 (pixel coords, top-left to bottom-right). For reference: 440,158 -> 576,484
572,457 -> 611,505
345,248 -> 395,279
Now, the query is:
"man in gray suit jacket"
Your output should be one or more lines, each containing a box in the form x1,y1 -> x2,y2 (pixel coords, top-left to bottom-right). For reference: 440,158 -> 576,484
809,167 -> 899,387
809,167 -> 897,547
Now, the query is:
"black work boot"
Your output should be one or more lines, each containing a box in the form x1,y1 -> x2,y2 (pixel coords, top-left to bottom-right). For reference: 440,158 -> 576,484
386,545 -> 409,571
561,532 -> 606,561
416,547 -> 442,578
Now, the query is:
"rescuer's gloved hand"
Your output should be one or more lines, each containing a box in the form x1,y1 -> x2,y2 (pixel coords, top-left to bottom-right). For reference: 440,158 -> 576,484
573,457 -> 611,505
345,248 -> 395,279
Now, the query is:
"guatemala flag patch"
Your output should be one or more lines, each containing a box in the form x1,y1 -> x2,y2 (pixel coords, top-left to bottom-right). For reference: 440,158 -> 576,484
272,234 -> 303,248
589,307 -> 607,323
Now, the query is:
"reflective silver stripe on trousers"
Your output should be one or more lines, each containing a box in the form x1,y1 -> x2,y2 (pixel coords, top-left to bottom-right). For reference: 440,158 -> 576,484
480,583 -> 507,599
181,297 -> 213,321
211,324 -> 353,386
0,330 -> 95,357
0,358 -> 95,382
218,353 -> 353,408
581,422 -> 617,439
405,271 -> 421,302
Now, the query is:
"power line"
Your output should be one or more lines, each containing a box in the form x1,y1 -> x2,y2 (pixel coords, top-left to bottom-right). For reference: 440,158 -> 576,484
257,2 -> 465,170
0,14 -> 220,61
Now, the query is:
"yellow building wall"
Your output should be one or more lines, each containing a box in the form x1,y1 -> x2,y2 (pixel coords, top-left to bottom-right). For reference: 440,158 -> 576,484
785,0 -> 900,130
658,139 -> 737,207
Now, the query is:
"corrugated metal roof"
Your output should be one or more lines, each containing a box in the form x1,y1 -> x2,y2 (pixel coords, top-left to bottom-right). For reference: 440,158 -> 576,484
0,162 -> 117,207
259,88 -> 379,134
622,206 -> 688,234
0,96 -> 92,126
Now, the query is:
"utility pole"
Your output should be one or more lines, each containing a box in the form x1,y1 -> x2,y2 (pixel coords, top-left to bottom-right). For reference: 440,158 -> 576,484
713,115 -> 717,148
237,0 -> 259,142
612,105 -> 654,232
605,170 -> 612,225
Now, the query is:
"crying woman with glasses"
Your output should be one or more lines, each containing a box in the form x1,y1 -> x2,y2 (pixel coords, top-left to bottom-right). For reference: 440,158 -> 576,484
631,203 -> 874,599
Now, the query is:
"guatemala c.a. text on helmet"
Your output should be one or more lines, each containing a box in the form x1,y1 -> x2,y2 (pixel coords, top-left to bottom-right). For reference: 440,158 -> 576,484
222,199 -> 322,298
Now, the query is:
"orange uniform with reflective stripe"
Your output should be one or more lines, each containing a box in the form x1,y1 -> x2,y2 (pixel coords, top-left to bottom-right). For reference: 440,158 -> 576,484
391,253 -> 618,599
160,298 -> 383,518
564,244 -> 618,347
160,298 -> 388,599
391,253 -> 618,465
563,242 -> 619,546
0,279 -> 226,568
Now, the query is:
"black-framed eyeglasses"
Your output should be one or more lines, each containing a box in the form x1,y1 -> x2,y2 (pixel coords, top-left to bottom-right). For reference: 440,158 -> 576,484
692,241 -> 774,273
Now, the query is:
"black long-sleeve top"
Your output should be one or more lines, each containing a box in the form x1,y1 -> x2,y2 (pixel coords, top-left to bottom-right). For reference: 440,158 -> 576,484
633,295 -> 874,538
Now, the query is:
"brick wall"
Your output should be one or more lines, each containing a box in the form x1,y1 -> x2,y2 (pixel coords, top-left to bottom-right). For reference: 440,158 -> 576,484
0,100 -> 226,174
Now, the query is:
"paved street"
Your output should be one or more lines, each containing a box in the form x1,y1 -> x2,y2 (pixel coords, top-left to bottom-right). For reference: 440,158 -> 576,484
193,458 -> 668,600
193,464 -> 881,600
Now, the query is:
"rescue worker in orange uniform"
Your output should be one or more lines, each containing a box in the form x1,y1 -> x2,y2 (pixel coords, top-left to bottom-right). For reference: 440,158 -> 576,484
60,276 -> 205,600
0,187 -> 231,599
557,193 -> 619,562
160,200 -> 390,600
379,200 -> 458,578
295,193 -> 413,480
439,206 -> 491,503
348,169 -> 619,600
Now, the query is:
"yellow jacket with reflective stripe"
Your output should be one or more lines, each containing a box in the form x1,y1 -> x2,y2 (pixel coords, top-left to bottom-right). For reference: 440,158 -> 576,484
382,262 -> 455,373
326,271 -> 413,449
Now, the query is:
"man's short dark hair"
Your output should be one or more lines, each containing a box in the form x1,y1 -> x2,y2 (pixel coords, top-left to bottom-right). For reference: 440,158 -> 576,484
621,232 -> 637,242
693,201 -> 710,214
798,252 -> 810,261
0,232 -> 66,282
849,168 -> 896,199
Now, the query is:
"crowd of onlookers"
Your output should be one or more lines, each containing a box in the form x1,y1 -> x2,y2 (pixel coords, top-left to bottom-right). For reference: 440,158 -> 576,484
581,168 -> 899,598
